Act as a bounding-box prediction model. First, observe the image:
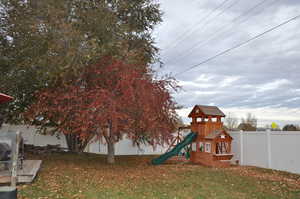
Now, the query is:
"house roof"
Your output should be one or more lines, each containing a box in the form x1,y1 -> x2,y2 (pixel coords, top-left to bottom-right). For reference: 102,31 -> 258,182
0,93 -> 13,104
188,105 -> 225,117
205,129 -> 232,140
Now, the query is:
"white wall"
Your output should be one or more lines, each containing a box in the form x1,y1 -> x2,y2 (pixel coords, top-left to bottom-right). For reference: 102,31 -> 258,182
230,131 -> 300,175
0,125 -> 167,155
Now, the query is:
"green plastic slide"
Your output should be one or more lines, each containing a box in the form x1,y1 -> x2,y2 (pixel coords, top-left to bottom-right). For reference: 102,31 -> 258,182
151,132 -> 197,165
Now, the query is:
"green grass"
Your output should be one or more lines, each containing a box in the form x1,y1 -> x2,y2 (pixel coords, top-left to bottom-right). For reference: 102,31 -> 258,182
18,153 -> 300,199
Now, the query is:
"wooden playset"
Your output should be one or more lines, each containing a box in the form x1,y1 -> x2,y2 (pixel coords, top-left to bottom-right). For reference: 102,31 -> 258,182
188,105 -> 233,167
152,105 -> 233,167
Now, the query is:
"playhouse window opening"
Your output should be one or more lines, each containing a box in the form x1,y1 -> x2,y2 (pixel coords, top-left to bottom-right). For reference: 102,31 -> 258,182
216,142 -> 229,154
192,143 -> 196,152
205,142 -> 211,153
199,142 -> 204,152
212,118 -> 217,122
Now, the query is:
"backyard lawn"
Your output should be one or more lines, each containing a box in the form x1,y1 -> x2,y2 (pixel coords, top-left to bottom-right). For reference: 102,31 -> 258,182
18,153 -> 300,199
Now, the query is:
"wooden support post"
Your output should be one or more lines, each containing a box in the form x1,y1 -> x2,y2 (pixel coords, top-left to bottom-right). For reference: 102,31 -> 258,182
11,131 -> 20,187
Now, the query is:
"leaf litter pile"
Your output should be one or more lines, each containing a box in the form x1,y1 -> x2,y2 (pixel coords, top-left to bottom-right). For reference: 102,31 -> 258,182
18,153 -> 300,199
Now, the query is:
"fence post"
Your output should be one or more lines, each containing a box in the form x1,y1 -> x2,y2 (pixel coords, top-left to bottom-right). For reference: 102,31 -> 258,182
267,131 -> 272,168
240,131 -> 244,165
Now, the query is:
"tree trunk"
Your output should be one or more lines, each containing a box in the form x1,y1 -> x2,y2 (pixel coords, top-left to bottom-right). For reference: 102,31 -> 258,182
106,124 -> 115,164
107,138 -> 115,164
65,134 -> 84,153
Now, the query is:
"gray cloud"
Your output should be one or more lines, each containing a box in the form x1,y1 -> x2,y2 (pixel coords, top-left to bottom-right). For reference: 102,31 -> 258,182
155,0 -> 300,125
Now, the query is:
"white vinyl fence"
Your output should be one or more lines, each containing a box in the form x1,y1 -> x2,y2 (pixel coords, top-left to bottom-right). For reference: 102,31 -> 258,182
0,124 -> 68,148
0,124 -> 166,155
1,125 -> 300,174
230,131 -> 300,175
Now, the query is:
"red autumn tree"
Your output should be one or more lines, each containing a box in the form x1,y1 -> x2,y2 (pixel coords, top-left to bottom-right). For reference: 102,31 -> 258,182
26,57 -> 179,163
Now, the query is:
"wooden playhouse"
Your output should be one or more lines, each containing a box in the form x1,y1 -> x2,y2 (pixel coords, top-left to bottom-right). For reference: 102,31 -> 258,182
188,105 -> 233,167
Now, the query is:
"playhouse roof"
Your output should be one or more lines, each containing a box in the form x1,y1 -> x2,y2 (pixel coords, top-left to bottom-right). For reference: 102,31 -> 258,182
188,105 -> 225,118
0,93 -> 13,104
205,129 -> 232,140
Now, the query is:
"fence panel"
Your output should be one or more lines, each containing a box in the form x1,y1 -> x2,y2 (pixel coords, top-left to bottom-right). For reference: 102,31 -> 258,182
230,131 -> 300,174
243,132 -> 269,168
270,132 -> 300,174
0,125 -> 68,148
230,132 -> 241,164
0,125 -> 166,155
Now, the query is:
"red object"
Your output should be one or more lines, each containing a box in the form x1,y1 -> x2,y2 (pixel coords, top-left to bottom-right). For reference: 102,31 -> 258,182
0,93 -> 13,104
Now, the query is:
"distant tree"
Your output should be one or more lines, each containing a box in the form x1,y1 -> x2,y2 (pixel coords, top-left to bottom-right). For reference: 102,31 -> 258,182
282,124 -> 298,131
269,122 -> 281,131
243,113 -> 257,128
238,113 -> 257,131
26,57 -> 179,164
256,127 -> 267,131
237,123 -> 256,131
261,124 -> 280,131
224,113 -> 238,130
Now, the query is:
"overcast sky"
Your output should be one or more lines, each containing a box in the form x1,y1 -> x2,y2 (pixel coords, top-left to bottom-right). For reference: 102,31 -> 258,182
154,0 -> 300,127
